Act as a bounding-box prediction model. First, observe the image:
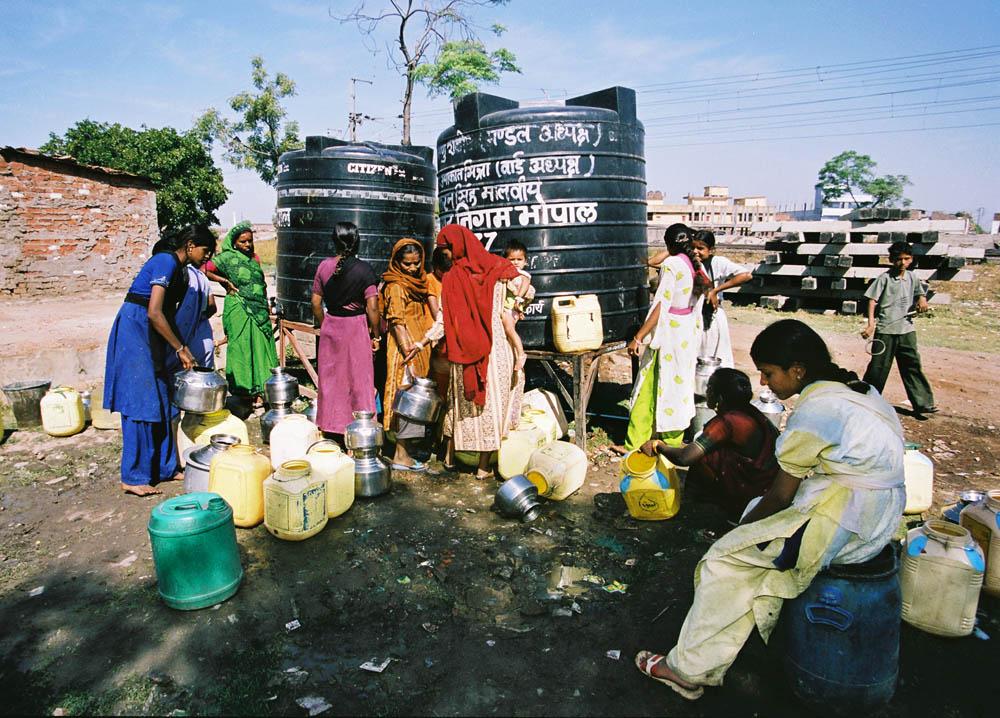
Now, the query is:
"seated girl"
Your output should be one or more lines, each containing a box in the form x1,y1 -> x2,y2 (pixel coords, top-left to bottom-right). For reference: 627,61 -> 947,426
641,368 -> 778,522
635,319 -> 906,701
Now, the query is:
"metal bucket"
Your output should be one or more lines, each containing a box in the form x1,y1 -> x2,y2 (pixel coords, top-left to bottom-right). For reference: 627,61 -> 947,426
1,380 -> 52,429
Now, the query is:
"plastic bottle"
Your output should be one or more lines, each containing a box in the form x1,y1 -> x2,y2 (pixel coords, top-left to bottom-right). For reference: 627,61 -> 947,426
40,386 -> 85,437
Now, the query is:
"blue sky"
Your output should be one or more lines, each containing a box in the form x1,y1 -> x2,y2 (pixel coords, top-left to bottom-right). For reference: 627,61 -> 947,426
3,0 -> 999,227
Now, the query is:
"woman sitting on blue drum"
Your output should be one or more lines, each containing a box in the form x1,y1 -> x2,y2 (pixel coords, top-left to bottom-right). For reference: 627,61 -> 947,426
634,319 -> 905,701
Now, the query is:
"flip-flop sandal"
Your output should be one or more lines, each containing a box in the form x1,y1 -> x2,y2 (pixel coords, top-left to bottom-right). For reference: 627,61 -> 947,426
391,461 -> 427,473
634,650 -> 704,701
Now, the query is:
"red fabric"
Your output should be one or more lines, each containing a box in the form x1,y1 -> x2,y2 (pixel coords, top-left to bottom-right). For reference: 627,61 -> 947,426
436,224 -> 519,406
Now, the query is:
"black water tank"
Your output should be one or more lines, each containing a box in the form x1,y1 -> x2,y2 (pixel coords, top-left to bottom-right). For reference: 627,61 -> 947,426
436,86 -> 648,348
274,136 -> 436,323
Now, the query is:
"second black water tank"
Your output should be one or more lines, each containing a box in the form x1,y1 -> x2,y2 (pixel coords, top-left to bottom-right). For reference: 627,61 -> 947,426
274,136 -> 436,324
436,86 -> 648,349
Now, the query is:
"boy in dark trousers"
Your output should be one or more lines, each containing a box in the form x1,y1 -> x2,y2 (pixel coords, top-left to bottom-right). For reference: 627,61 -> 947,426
861,240 -> 937,416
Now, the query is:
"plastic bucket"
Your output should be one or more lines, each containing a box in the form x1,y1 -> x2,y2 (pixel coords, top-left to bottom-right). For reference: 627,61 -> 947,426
2,380 -> 52,429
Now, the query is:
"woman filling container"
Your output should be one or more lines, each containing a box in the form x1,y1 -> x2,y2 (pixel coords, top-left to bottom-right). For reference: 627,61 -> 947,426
104,225 -> 216,496
312,222 -> 381,436
434,224 -> 523,480
381,238 -> 438,471
205,221 -> 278,403
634,319 -> 906,701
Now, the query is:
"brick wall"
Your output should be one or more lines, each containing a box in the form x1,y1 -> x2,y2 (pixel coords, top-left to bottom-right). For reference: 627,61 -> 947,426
0,149 -> 158,296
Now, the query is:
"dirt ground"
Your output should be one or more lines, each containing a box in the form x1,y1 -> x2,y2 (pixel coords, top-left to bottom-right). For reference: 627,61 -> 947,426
1,310 -> 999,717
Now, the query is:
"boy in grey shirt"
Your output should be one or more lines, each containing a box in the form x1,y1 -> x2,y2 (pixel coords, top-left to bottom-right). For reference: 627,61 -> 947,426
861,241 -> 936,416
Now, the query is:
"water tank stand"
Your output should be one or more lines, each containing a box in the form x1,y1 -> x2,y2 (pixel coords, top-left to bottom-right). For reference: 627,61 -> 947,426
277,318 -> 320,398
523,341 -> 627,450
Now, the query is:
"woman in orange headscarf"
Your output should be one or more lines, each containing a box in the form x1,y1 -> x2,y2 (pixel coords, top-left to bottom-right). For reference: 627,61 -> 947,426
434,224 -> 524,480
381,237 -> 438,471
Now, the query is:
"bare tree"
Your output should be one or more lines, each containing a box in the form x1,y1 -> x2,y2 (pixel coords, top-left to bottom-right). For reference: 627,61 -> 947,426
337,0 -> 511,145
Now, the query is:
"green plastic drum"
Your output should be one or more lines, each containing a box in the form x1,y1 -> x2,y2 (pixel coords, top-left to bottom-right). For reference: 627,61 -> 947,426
148,492 -> 243,610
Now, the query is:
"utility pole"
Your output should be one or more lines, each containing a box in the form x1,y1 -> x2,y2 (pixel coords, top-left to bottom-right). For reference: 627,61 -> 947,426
349,78 -> 373,142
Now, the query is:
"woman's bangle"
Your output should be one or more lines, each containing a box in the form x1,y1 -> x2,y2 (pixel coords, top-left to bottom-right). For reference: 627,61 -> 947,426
175,346 -> 186,356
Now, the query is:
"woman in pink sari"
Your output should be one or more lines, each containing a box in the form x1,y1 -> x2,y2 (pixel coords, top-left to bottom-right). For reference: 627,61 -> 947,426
311,222 -> 381,436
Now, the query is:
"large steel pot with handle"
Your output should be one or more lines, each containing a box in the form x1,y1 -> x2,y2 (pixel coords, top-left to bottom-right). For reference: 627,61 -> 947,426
392,375 -> 442,424
173,367 -> 228,414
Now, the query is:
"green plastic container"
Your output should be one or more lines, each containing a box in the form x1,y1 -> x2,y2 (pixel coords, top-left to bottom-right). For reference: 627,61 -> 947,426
148,492 -> 244,610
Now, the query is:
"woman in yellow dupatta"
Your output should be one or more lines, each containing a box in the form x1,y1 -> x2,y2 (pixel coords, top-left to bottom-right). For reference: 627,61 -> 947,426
635,319 -> 905,701
381,238 -> 438,471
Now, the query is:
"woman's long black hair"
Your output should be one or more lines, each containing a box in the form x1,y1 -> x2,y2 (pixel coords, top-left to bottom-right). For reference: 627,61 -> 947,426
332,221 -> 361,278
663,223 -> 711,301
151,225 -> 216,256
750,319 -> 869,394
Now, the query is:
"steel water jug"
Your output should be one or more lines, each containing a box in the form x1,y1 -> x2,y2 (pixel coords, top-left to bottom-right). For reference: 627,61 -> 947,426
173,367 -> 228,413
264,366 -> 299,407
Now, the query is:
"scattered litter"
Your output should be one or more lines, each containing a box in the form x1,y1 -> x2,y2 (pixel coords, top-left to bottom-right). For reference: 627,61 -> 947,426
603,581 -> 628,594
536,688 -> 544,696
285,619 -> 302,632
53,708 -> 67,716
547,565 -> 593,597
486,640 -> 496,647
570,601 -> 582,614
465,508 -> 477,514
28,586 -> 45,597
360,657 -> 393,673
266,695 -> 278,702
625,558 -> 638,567
397,576 -> 411,585
606,650 -> 621,660
284,667 -> 309,685
111,553 -> 138,568
424,658 -> 435,668
295,695 -> 332,716
227,614 -> 238,625
211,604 -> 222,610
45,476 -> 68,486
421,622 -> 438,634
529,527 -> 545,535
552,607 -> 574,617
581,575 -> 605,585
654,552 -> 664,557
57,551 -> 72,559
973,626 -> 990,641
343,528 -> 355,534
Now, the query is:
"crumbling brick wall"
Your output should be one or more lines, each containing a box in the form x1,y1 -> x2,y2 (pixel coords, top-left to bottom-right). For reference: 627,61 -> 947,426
0,148 -> 158,296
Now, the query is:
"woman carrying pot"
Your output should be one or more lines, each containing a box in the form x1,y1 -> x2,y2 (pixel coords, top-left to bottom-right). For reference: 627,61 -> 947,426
311,221 -> 381,437
104,225 -> 216,496
380,238 -> 439,471
204,221 -> 278,405
433,224 -> 523,480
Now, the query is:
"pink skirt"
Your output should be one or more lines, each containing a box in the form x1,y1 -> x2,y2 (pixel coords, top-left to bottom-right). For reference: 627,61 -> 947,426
316,313 -> 375,434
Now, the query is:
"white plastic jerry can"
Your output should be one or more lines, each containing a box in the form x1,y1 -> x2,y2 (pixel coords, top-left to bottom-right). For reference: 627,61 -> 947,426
40,386 -> 86,437
903,443 -> 934,515
551,294 -> 604,352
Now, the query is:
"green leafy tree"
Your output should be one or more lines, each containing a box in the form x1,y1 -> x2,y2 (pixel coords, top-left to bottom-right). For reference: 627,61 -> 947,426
196,56 -> 303,185
817,150 -> 911,208
338,1 -> 518,145
413,38 -> 519,100
40,119 -> 229,230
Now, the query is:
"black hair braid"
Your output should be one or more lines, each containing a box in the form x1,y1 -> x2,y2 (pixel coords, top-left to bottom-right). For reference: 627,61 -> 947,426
750,319 -> 871,394
332,221 -> 361,278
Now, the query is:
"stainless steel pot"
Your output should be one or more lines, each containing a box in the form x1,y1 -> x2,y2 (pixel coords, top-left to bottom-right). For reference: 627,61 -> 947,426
494,475 -> 542,522
183,433 -> 241,493
353,453 -> 391,497
173,367 -> 228,414
346,410 -> 383,451
694,355 -> 722,398
751,388 -> 785,430
264,367 -> 299,407
392,376 -> 442,424
261,403 -> 295,445
690,401 -> 716,438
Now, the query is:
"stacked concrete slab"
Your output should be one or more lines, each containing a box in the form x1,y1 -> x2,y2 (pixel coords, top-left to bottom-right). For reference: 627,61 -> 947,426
729,211 -> 980,314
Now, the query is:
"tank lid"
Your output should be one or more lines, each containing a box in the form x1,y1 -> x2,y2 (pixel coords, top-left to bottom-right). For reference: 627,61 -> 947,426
295,135 -> 433,165
451,86 -> 638,132
148,492 -> 233,536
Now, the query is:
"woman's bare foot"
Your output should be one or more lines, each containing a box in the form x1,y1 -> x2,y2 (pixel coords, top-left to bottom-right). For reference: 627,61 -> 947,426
121,483 -> 162,497
158,471 -> 184,483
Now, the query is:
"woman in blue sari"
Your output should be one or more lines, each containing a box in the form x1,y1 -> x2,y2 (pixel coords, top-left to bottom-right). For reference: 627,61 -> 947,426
104,225 -> 216,496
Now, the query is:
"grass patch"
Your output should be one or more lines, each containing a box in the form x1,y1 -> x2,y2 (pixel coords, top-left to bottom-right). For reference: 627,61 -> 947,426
254,238 -> 277,265
53,674 -> 154,716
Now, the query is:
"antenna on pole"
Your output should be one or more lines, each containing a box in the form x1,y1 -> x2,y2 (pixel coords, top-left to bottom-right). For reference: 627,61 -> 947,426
349,77 -> 373,142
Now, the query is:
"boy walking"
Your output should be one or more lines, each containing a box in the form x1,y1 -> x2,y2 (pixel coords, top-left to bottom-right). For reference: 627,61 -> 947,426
861,241 -> 937,416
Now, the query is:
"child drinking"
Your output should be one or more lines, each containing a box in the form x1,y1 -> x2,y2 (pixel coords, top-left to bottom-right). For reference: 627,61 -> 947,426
691,230 -> 752,368
861,240 -> 936,417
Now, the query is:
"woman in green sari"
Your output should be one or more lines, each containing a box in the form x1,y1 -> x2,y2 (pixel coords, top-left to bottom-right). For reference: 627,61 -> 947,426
205,221 -> 278,402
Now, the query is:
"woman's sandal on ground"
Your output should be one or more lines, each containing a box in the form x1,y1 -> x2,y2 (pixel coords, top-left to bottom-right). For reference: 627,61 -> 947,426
634,650 -> 704,701
390,460 -> 428,473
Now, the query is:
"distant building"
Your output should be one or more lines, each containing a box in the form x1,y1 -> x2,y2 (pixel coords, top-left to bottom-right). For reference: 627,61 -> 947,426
646,185 -> 776,236
0,147 -> 158,296
992,212 -> 1000,235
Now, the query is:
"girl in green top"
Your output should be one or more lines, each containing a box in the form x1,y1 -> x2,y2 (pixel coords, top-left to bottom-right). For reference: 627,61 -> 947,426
206,222 -> 278,403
